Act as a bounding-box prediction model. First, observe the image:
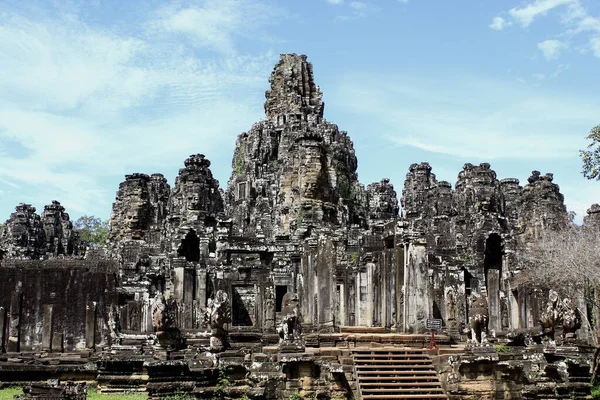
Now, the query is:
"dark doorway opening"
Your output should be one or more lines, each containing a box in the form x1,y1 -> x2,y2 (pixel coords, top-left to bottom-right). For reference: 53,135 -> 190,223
178,229 -> 200,262
275,285 -> 288,312
484,233 -> 503,286
232,286 -> 254,326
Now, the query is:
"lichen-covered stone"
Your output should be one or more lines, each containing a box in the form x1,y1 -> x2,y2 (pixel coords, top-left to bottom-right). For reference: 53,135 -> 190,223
1,204 -> 45,259
584,203 -> 600,231
40,201 -> 74,256
108,173 -> 170,248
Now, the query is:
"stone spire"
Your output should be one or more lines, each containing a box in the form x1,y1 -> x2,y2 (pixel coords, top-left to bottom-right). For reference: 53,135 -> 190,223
264,54 -> 324,124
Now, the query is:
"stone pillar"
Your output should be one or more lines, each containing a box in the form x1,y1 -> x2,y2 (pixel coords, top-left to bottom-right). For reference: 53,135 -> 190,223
8,290 -> 23,352
85,301 -> 97,349
184,269 -> 195,329
0,307 -> 6,353
174,267 -> 185,302
42,305 -> 54,351
52,332 -> 64,353
196,269 -> 207,309
367,262 -> 374,326
338,283 -> 346,326
487,270 -> 500,333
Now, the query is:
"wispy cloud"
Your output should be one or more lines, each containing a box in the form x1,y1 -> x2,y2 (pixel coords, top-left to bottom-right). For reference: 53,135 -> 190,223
326,0 -> 344,4
0,1 -> 279,218
533,63 -> 569,80
509,0 -> 575,27
329,71 -> 600,222
151,0 -> 280,54
331,71 -> 598,160
489,16 -> 512,31
334,0 -> 375,21
538,39 -> 567,59
493,0 -> 600,58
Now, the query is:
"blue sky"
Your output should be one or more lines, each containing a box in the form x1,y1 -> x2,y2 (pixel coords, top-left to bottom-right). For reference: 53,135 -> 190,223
1,0 -> 599,223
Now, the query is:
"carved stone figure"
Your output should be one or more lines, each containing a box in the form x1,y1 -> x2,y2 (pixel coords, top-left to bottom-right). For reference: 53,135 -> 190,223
469,291 -> 489,345
152,294 -> 175,333
540,290 -> 561,340
204,290 -> 231,351
561,298 -> 582,338
108,305 -> 121,345
539,290 -> 581,341
278,292 -> 302,343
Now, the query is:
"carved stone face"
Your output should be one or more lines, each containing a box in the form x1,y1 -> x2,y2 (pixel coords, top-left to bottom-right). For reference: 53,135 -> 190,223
215,289 -> 228,305
282,292 -> 299,309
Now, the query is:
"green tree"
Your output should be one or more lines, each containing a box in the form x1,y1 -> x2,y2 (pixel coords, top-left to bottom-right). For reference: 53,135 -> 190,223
581,125 -> 600,180
73,215 -> 109,247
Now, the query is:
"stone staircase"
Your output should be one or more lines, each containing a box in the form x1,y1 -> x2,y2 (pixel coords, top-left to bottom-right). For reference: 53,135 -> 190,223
353,348 -> 448,399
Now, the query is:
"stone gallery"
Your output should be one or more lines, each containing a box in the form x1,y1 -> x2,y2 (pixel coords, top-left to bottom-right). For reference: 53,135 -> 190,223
0,54 -> 599,399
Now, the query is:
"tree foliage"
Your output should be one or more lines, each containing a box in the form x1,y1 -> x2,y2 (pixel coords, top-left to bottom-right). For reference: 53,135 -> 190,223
519,227 -> 600,292
519,226 -> 600,382
581,125 -> 600,180
73,215 -> 109,247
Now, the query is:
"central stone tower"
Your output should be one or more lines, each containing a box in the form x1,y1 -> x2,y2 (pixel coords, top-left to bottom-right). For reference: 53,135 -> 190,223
225,54 -> 364,242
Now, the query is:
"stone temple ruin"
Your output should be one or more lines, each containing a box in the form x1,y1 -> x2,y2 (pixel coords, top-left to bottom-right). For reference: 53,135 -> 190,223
1,54 -> 600,399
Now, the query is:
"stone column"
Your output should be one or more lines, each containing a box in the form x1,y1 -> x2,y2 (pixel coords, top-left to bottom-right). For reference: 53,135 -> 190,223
8,290 -> 23,352
487,269 -> 500,333
42,305 -> 53,351
184,269 -> 195,329
0,307 -> 6,353
338,283 -> 346,326
85,301 -> 97,349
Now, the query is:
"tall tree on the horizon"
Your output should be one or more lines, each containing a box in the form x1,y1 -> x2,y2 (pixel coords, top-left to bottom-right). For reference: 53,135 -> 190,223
73,215 -> 109,247
581,125 -> 600,180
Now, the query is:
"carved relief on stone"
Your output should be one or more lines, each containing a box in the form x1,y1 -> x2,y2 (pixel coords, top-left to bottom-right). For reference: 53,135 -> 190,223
540,291 -> 581,341
278,292 -> 302,343
203,290 -> 231,351
468,291 -> 489,345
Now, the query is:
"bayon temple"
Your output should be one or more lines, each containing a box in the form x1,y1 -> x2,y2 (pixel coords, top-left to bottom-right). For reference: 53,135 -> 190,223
1,54 -> 600,399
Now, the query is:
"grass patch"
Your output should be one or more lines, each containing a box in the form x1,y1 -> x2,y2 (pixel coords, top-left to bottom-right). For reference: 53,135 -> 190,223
592,385 -> 600,400
88,390 -> 147,400
0,387 -> 148,400
494,344 -> 511,353
0,387 -> 22,400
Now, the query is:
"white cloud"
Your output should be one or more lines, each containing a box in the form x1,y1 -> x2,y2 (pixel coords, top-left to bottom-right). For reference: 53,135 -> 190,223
590,37 -> 600,56
498,0 -> 600,58
152,0 -> 279,54
327,0 -> 344,4
331,71 -> 598,160
509,0 -> 575,27
537,39 -> 567,59
334,1 -> 373,21
0,3 -> 278,218
534,63 -> 569,80
489,16 -> 512,31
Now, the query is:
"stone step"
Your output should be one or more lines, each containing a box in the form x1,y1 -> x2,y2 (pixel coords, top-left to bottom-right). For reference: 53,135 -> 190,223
359,376 -> 440,381
353,348 -> 426,353
362,388 -> 445,393
357,370 -> 438,376
355,358 -> 431,363
360,382 -> 443,387
362,395 -> 447,399
356,364 -> 435,370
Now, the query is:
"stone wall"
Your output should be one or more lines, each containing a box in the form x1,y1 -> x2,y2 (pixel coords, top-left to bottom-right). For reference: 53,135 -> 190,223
0,260 -> 118,352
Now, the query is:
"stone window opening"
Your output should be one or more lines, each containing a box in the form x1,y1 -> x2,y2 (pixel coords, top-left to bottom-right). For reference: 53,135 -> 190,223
384,236 -> 394,249
237,182 -> 248,200
275,285 -> 288,312
484,233 -> 504,287
178,229 -> 200,262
